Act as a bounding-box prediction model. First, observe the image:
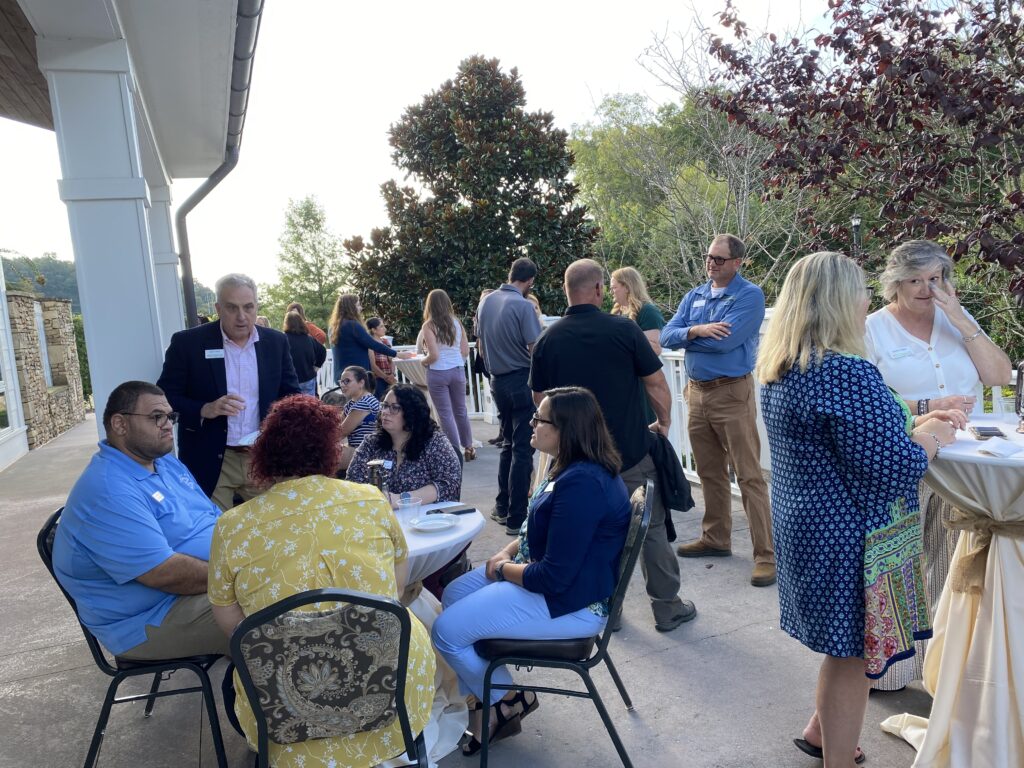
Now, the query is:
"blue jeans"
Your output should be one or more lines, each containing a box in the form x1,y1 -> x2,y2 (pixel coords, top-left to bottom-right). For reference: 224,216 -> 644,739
490,369 -> 535,528
432,566 -> 605,704
299,378 -> 317,396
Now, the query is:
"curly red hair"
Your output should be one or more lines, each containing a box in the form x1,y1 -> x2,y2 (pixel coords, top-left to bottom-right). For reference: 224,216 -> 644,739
249,395 -> 342,486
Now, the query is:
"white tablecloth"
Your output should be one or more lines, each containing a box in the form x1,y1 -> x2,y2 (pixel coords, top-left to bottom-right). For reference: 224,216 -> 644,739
881,415 -> 1024,766
394,355 -> 430,387
400,500 -> 486,586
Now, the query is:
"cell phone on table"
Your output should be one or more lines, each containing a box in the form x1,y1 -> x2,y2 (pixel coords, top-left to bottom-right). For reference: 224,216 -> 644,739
969,426 -> 1006,440
427,504 -> 479,515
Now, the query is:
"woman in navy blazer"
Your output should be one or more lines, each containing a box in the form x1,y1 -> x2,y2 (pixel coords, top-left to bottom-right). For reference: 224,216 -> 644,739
432,386 -> 630,755
328,293 -> 411,380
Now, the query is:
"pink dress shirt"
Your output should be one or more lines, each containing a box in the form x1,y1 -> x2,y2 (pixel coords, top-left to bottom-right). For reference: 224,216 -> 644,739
223,326 -> 261,446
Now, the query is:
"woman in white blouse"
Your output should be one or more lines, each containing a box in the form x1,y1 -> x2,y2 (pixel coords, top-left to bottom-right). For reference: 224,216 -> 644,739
865,239 -> 1011,691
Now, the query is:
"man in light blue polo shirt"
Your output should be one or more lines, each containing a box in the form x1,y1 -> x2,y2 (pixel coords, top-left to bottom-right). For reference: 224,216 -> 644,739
53,380 -> 228,660
661,233 -> 776,588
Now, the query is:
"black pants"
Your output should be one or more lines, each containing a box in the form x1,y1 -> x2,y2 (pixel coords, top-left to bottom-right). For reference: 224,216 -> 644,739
490,369 -> 536,528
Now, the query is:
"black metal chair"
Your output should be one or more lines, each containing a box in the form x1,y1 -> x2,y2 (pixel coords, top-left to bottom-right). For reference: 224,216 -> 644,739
474,479 -> 654,768
36,508 -> 228,768
231,588 -> 429,768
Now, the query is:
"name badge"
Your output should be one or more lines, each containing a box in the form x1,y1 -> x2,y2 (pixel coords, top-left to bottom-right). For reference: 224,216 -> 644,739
544,481 -> 556,493
205,349 -> 225,359
692,300 -> 707,308
152,491 -> 165,503
889,347 -> 913,360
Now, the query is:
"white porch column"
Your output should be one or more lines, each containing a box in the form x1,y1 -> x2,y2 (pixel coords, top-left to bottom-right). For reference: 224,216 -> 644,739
150,185 -> 185,347
37,38 -> 166,432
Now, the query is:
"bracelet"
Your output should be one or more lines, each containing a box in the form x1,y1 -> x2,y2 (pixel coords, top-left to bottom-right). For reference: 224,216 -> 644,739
917,399 -> 927,416
922,432 -> 942,456
962,328 -> 984,343
495,561 -> 508,582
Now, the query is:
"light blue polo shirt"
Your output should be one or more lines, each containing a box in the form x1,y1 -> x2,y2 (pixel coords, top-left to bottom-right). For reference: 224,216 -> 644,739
52,442 -> 221,655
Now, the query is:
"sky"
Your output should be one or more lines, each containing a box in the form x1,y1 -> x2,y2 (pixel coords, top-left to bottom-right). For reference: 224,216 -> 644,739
0,1 -> 822,289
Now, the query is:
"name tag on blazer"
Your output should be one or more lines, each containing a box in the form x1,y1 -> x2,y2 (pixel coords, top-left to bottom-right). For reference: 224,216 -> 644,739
205,349 -> 225,359
544,481 -> 556,493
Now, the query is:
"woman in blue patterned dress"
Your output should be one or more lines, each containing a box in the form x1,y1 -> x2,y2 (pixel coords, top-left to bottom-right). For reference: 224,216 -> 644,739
756,252 -> 959,766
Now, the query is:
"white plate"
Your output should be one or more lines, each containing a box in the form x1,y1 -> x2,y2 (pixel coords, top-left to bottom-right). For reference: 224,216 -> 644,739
410,514 -> 457,532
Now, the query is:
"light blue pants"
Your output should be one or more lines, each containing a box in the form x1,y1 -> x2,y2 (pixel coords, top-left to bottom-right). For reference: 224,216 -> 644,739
432,565 -> 605,705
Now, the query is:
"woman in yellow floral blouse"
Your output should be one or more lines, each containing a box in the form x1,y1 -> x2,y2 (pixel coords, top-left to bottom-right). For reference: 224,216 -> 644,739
208,394 -> 435,768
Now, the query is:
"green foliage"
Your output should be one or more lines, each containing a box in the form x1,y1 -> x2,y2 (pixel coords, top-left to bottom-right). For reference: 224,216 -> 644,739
73,313 -> 92,402
346,56 -> 596,339
194,281 -> 216,317
2,252 -> 80,312
261,196 -> 348,330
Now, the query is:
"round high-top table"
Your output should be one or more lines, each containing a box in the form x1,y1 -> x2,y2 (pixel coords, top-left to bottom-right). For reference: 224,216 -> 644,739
882,414 -> 1024,766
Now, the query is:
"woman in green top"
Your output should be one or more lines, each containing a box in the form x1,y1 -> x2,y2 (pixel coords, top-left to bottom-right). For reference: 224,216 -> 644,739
611,266 -> 664,354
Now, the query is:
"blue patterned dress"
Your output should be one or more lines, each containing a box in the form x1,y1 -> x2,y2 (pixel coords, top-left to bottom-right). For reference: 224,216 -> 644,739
760,354 -> 932,676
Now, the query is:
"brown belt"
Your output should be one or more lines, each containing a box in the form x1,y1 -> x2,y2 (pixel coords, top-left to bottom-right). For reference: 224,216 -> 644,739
689,373 -> 749,390
225,445 -> 250,453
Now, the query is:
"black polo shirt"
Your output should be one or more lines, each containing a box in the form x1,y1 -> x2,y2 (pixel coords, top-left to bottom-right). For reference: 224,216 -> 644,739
530,304 -> 663,470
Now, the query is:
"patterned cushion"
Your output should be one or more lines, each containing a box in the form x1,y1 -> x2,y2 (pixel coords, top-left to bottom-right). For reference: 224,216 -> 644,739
237,605 -> 401,744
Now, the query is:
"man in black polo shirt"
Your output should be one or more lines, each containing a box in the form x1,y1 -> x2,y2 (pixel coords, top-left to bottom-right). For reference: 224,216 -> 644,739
530,259 -> 696,632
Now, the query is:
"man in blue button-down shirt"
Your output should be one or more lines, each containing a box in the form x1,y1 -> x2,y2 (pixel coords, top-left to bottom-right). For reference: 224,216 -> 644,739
661,234 -> 776,588
53,381 -> 228,660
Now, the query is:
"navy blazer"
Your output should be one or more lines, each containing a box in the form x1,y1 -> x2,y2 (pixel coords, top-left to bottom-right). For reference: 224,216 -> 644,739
521,461 -> 631,618
156,322 -> 300,496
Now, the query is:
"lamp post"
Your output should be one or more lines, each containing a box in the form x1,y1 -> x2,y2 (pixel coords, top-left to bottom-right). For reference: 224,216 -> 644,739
850,215 -> 862,260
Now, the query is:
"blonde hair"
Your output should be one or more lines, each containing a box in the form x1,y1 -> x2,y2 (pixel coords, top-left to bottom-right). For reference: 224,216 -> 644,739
328,293 -> 363,345
610,266 -> 654,320
423,289 -> 457,347
755,252 -> 868,384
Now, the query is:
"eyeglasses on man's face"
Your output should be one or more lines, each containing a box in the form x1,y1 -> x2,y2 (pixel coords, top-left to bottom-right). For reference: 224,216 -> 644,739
381,402 -> 403,414
705,254 -> 740,266
530,414 -> 554,428
121,411 -> 179,428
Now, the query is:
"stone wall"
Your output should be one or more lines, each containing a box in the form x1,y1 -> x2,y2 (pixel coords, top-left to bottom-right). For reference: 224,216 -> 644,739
6,292 -> 86,449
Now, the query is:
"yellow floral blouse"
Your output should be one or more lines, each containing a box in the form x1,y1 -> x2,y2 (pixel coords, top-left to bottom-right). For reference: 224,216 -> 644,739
209,475 -> 436,767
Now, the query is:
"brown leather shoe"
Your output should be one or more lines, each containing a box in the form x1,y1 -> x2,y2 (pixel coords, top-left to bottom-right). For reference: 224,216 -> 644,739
676,540 -> 732,558
750,562 -> 777,587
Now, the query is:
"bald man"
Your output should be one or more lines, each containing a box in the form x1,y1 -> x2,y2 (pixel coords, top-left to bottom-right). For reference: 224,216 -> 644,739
529,259 -> 695,632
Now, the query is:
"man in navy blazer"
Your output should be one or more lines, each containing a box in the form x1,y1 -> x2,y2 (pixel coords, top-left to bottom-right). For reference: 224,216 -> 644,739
157,274 -> 300,508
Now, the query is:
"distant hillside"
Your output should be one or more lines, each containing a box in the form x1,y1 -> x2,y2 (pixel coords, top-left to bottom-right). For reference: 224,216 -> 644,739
2,253 -> 216,316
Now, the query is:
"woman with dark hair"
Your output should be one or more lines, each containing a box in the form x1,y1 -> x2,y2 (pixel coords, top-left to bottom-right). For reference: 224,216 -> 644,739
346,383 -> 462,507
366,317 -> 397,399
283,310 -> 326,396
432,386 -> 631,755
286,301 -> 327,344
336,365 -> 380,470
420,289 -> 476,460
328,293 -> 411,384
207,394 -> 435,767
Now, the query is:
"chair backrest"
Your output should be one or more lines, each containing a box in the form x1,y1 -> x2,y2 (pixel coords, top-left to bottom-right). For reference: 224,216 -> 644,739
36,508 -> 119,675
599,480 -> 653,651
231,588 -> 419,754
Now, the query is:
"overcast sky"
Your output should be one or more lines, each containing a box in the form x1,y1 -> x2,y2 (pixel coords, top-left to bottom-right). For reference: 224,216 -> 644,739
0,1 -> 822,289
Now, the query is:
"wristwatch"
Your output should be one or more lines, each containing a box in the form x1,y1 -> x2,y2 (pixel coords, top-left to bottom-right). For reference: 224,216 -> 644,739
496,561 -> 508,581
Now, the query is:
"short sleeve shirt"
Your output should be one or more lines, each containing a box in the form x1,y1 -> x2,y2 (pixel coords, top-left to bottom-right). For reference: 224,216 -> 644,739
531,305 -> 662,470
52,442 -> 221,654
635,302 -> 666,333
343,393 -> 381,447
476,285 -> 543,375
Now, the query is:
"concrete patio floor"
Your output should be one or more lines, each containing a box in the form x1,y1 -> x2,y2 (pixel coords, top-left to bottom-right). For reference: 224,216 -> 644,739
0,415 -> 932,767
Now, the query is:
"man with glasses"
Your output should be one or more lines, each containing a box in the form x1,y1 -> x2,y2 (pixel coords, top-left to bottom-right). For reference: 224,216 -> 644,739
475,258 -> 544,535
661,234 -> 776,587
530,259 -> 696,632
157,273 -> 299,511
52,381 -> 229,660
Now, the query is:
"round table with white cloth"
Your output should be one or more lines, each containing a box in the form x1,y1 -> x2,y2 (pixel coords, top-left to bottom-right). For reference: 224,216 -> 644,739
881,414 -> 1024,767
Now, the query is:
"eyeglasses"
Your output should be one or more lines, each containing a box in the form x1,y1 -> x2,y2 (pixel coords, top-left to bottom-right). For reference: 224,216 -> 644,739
120,411 -> 179,427
706,254 -> 740,266
381,403 -> 403,414
339,378 -> 353,385
530,415 -> 554,427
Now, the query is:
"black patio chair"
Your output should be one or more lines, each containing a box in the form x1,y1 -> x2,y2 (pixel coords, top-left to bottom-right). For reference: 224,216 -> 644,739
474,479 -> 654,768
36,508 -> 228,768
230,588 -> 429,768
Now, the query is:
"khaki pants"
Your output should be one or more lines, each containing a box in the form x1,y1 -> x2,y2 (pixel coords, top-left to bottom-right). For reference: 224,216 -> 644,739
119,593 -> 230,661
212,447 -> 260,512
686,374 -> 775,564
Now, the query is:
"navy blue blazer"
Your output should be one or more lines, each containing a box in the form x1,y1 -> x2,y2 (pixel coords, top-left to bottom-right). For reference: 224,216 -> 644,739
521,461 -> 631,618
156,322 -> 300,496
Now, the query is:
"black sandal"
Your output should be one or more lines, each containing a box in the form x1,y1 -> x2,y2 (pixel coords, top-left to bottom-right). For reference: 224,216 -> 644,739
461,701 -> 522,756
499,689 -> 539,722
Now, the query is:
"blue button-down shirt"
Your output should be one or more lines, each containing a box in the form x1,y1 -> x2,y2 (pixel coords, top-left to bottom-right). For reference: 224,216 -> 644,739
52,442 -> 221,654
660,273 -> 765,381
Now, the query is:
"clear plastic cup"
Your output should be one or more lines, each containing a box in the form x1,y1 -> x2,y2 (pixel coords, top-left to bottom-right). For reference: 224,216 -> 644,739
397,496 -> 422,517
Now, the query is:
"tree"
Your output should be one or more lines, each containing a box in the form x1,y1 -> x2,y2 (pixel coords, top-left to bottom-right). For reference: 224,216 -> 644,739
704,0 -> 1024,302
261,196 -> 348,330
346,55 -> 596,339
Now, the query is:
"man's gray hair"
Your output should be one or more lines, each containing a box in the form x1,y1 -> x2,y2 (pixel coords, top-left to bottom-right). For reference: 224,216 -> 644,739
564,258 -> 606,295
879,240 -> 953,302
215,273 -> 258,302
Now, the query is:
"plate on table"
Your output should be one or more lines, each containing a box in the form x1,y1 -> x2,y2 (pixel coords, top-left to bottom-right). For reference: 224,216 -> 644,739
410,514 -> 458,532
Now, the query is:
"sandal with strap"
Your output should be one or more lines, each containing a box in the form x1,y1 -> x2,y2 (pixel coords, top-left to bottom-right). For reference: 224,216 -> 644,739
461,701 -> 522,756
498,689 -> 539,722
464,446 -> 477,461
